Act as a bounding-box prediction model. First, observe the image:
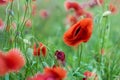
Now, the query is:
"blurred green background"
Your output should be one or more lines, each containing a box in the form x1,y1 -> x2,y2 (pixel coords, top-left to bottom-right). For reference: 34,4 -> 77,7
0,0 -> 120,79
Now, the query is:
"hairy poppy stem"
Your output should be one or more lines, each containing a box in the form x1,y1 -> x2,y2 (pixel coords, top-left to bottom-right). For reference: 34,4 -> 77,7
20,1 -> 29,38
4,1 -> 14,49
78,44 -> 83,67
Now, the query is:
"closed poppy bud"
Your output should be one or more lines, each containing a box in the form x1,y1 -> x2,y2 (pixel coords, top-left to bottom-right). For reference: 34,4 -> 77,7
37,47 -> 41,56
63,18 -> 93,46
41,46 -> 47,57
33,42 -> 47,57
109,3 -> 117,14
55,50 -> 65,62
39,42 -> 47,57
25,19 -> 32,27
33,43 -> 40,56
32,3 -> 37,16
39,9 -> 49,19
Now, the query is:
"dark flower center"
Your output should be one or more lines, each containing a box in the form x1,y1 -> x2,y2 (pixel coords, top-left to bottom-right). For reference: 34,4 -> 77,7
74,27 -> 81,36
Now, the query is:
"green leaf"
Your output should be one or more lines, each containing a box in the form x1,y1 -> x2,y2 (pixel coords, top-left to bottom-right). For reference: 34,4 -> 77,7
73,72 -> 85,78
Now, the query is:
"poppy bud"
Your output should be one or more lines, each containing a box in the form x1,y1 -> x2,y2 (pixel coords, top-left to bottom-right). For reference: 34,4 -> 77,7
33,43 -> 40,56
33,42 -> 47,57
25,19 -> 32,28
55,50 -> 65,62
39,9 -> 49,19
109,3 -> 117,14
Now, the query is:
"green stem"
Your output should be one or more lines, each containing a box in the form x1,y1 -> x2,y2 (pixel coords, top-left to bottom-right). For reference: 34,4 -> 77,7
39,56 -> 45,68
78,44 -> 83,67
20,1 -> 29,38
14,0 -> 20,48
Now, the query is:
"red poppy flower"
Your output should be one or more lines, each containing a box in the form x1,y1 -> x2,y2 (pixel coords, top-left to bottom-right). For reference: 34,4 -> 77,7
27,67 -> 66,80
0,0 -> 8,5
65,1 -> 84,16
44,67 -> 66,80
65,1 -> 81,11
63,18 -> 93,46
0,52 -> 8,76
5,49 -> 25,72
0,49 -> 25,76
